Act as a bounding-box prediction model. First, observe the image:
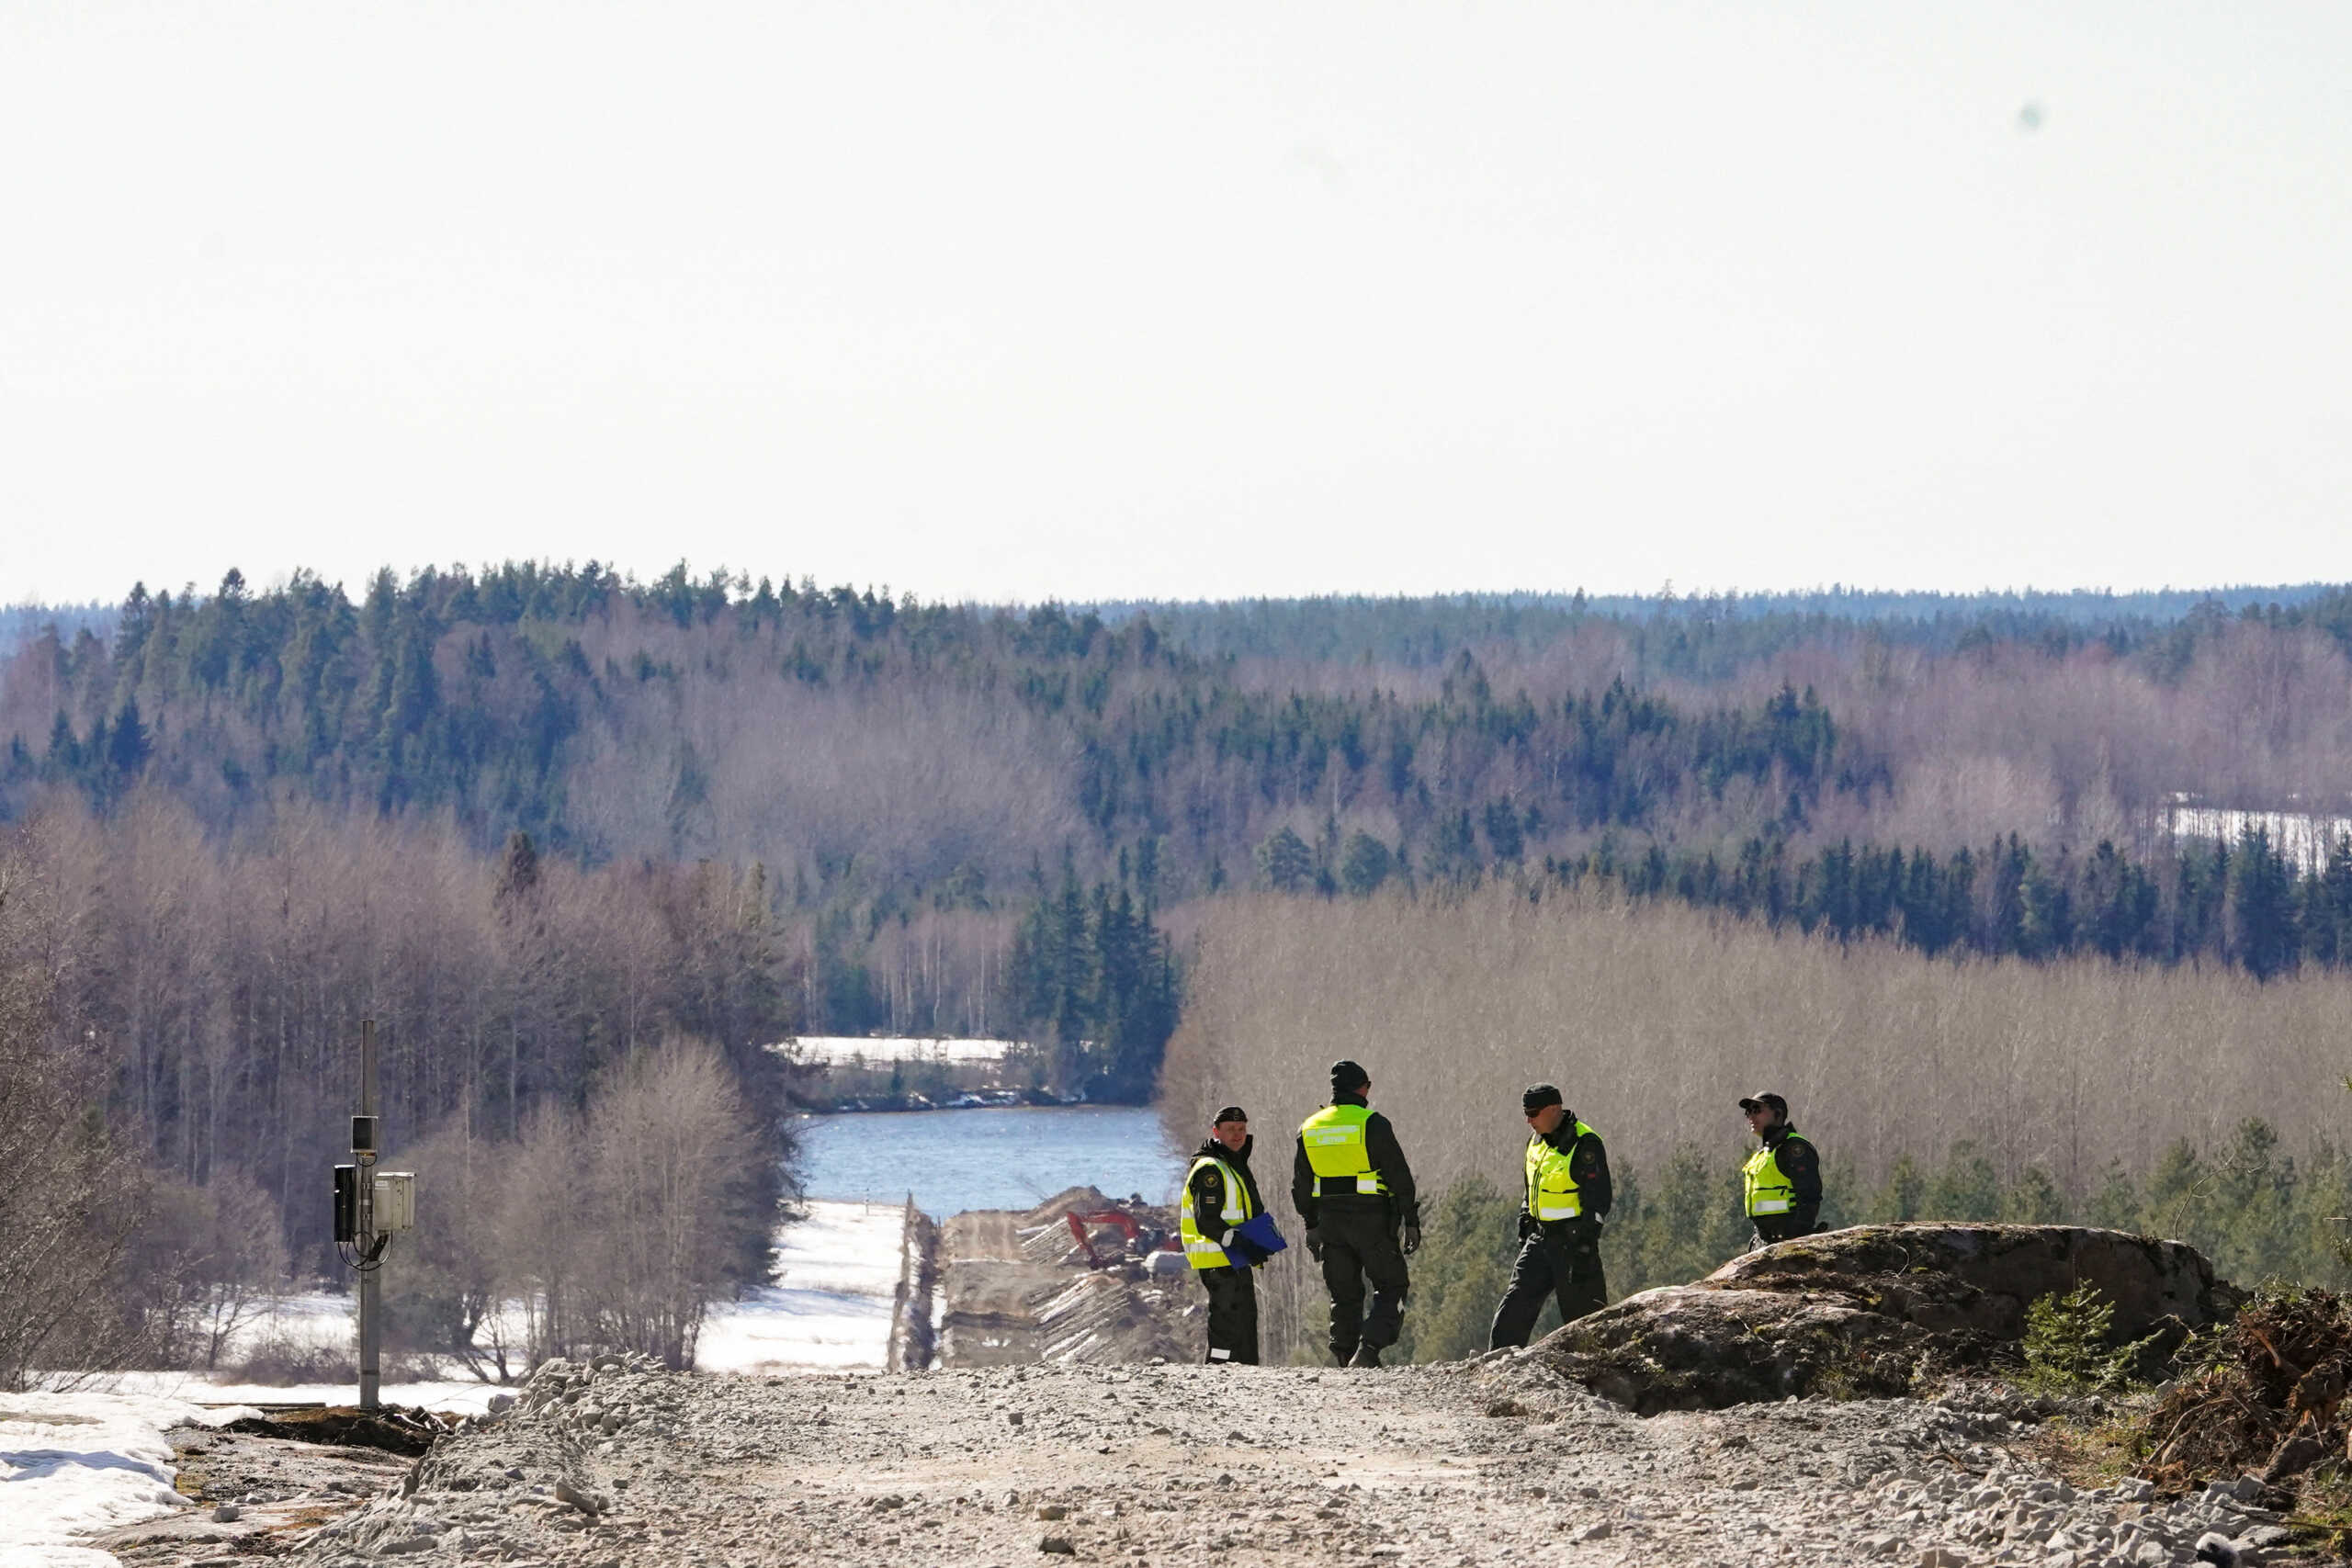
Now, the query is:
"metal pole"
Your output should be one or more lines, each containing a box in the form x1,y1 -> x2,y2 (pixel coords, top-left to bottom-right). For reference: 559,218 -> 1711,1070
359,1020 -> 380,1412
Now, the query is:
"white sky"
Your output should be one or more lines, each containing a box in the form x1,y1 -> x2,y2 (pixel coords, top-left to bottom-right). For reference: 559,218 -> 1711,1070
3,3 -> 2349,607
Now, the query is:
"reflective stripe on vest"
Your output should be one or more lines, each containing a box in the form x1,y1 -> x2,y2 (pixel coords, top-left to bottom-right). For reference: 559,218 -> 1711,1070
1743,1134 -> 1809,1217
1299,1103 -> 1389,1198
1525,1122 -> 1595,1222
1179,1155 -> 1255,1269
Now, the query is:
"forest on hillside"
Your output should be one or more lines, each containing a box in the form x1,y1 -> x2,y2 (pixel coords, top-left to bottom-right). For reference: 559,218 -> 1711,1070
12,564 -> 2352,1376
15,567 -> 2352,893
13,566 -> 2352,1006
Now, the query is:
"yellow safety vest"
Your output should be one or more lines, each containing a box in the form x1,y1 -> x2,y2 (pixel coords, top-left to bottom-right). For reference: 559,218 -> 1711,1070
1179,1155 -> 1255,1269
1525,1121 -> 1596,1222
1743,1133 -> 1812,1217
1299,1103 -> 1390,1198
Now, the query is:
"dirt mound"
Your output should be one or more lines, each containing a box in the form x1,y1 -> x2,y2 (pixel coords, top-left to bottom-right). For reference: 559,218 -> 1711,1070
1533,1224 -> 2237,1415
2138,1286 -> 2352,1495
1021,1186 -> 1128,1224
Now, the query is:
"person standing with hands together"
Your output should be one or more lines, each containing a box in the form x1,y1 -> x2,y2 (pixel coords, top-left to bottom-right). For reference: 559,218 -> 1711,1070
1489,1084 -> 1612,1349
1180,1105 -> 1271,1364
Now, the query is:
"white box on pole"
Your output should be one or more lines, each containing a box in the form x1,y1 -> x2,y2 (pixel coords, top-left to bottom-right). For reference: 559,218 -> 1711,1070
373,1171 -> 416,1234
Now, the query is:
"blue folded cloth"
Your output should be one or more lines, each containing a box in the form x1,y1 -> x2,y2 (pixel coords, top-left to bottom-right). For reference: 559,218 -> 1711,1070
1232,1212 -> 1288,1259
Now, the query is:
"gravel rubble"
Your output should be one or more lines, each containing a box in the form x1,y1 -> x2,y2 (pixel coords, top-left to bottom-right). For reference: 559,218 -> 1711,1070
254,1349 -> 2316,1567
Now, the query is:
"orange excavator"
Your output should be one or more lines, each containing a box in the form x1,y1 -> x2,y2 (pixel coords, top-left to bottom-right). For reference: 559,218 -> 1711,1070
1065,1209 -> 1158,1269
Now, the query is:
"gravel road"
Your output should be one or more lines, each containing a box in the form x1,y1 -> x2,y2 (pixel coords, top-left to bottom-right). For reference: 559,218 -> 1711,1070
256,1349 -> 2317,1568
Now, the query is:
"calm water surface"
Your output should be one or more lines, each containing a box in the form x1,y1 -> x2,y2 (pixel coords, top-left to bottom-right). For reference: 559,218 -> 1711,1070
796,1106 -> 1185,1217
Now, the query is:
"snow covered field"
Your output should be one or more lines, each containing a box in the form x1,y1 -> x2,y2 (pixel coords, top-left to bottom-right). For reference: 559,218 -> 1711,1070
773,1035 -> 1017,1066
698,1200 -> 906,1372
2165,801 -> 2352,872
96,1199 -> 910,1388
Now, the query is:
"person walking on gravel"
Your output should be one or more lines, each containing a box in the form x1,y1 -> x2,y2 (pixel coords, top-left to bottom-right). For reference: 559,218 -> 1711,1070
1740,1090 -> 1823,1247
1489,1084 -> 1612,1348
1181,1105 -> 1272,1364
1294,1059 -> 1419,1368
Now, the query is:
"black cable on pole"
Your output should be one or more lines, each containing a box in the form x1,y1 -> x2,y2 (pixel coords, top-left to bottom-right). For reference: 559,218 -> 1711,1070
336,1235 -> 392,1274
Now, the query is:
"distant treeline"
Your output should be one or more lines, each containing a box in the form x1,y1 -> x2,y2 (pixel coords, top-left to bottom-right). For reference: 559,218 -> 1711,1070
1248,780 -> 2352,986
1550,824 -> 2352,982
1095,582 -> 2352,679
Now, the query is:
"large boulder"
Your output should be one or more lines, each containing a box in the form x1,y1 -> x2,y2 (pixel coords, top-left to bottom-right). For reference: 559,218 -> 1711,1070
1532,1224 -> 2237,1415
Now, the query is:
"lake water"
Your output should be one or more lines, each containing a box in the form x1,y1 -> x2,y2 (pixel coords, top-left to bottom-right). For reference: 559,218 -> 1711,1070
795,1105 -> 1185,1217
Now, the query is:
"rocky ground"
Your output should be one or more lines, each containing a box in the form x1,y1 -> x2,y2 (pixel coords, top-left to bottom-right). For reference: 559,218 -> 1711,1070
90,1415 -> 421,1563
87,1224 -> 2342,1568
104,1350 -> 2310,1568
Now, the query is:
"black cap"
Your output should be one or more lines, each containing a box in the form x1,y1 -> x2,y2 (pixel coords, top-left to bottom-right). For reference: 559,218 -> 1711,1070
1738,1091 -> 1789,1117
1213,1105 -> 1248,1125
1521,1083 -> 1564,1115
1330,1059 -> 1370,1093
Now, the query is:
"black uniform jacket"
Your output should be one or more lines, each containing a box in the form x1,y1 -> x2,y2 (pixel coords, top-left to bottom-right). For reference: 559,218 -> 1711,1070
1290,1093 -> 1421,1229
1188,1135 -> 1270,1256
1760,1123 -> 1824,1234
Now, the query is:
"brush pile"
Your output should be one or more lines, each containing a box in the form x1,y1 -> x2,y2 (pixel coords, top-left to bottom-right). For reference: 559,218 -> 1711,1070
2138,1286 -> 2352,1493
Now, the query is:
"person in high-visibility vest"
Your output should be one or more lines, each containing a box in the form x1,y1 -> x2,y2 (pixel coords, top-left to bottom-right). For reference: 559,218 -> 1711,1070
1180,1105 -> 1270,1364
1740,1090 -> 1823,1246
1292,1059 -> 1420,1368
1489,1083 -> 1613,1348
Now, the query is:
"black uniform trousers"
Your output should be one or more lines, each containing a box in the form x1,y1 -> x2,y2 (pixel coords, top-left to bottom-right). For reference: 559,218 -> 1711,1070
1318,1205 -> 1409,1361
1749,1210 -> 1819,1247
1488,1228 -> 1607,1349
1198,1263 -> 1260,1364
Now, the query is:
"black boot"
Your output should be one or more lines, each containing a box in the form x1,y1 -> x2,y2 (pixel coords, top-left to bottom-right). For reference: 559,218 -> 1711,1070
1330,1347 -> 1355,1368
1348,1343 -> 1383,1368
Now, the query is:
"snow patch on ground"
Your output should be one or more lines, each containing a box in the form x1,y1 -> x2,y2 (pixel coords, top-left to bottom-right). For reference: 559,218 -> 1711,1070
78,1371 -> 510,1415
0,1389 -> 226,1567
